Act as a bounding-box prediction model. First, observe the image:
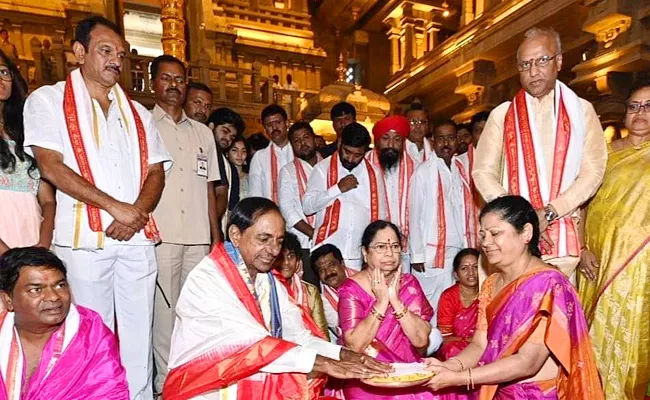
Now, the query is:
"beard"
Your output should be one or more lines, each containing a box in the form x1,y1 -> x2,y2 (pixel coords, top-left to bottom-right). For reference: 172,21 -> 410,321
341,158 -> 360,171
457,141 -> 469,154
379,148 -> 400,170
298,147 -> 317,162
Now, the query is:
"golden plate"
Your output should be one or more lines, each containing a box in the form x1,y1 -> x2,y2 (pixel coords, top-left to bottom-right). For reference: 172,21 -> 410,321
362,371 -> 435,388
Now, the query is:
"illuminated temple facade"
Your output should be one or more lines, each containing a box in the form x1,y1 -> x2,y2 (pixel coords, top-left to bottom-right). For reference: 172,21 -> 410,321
0,0 -> 647,140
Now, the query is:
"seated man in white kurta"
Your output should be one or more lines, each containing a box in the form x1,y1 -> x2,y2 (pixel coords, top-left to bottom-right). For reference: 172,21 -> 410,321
164,198 -> 390,400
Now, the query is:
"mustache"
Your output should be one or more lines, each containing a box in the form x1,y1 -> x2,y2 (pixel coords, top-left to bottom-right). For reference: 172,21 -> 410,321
166,88 -> 181,94
105,65 -> 121,74
324,273 -> 338,281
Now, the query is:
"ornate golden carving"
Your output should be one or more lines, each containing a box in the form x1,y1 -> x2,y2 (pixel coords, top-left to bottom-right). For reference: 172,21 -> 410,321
161,0 -> 186,62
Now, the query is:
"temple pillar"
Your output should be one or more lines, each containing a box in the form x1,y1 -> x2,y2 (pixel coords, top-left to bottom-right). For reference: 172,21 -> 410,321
388,29 -> 401,74
161,0 -> 187,62
461,0 -> 475,26
402,19 -> 415,66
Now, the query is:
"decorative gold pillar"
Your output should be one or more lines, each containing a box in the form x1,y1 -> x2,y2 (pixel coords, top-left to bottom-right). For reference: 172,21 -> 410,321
161,0 -> 186,62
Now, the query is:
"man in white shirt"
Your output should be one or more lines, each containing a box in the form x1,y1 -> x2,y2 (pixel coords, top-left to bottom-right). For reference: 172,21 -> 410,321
164,198 -> 390,399
248,104 -> 294,202
150,54 -> 221,393
278,121 -> 321,286
405,101 -> 434,162
409,121 -> 466,311
303,122 -> 387,270
23,16 -> 172,400
366,115 -> 417,273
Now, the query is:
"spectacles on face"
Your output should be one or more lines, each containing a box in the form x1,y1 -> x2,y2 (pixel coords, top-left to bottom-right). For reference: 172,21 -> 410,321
368,242 -> 401,254
626,101 -> 650,114
409,119 -> 427,126
0,67 -> 12,82
517,55 -> 558,72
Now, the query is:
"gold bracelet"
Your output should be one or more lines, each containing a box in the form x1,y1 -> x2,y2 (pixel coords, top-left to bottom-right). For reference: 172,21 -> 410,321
393,304 -> 408,319
469,368 -> 475,390
466,368 -> 471,390
370,307 -> 385,321
449,357 -> 465,371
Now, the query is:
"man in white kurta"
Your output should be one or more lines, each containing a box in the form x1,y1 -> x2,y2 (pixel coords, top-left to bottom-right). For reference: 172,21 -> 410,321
249,104 -> 294,202
164,199 -> 388,399
366,115 -> 418,273
23,17 -> 172,400
303,123 -> 387,270
472,28 -> 607,282
405,101 -> 434,163
279,122 -> 322,286
409,121 -> 466,312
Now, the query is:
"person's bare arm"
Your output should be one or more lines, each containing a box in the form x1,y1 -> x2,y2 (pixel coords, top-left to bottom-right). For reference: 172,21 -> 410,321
32,147 -> 148,230
208,181 -> 222,244
36,179 -> 56,249
293,220 -> 314,239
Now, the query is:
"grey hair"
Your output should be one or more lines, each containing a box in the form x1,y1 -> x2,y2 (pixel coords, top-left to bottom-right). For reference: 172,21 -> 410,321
517,27 -> 562,59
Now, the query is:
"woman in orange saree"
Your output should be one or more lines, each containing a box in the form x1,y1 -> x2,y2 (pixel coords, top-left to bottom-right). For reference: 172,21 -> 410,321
426,196 -> 603,399
437,248 -> 480,361
578,83 -> 650,400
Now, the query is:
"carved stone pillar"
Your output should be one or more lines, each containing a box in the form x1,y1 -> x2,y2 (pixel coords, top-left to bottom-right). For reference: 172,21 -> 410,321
218,69 -> 227,100
461,0 -> 475,26
52,31 -> 66,82
388,29 -> 401,74
161,0 -> 186,62
402,19 -> 415,66
314,66 -> 321,89
453,59 -> 496,122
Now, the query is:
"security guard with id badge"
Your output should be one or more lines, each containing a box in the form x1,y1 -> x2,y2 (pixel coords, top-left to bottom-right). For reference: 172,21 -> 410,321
149,54 -> 222,393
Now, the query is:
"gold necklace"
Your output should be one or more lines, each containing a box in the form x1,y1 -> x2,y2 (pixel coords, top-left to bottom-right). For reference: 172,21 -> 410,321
625,136 -> 649,150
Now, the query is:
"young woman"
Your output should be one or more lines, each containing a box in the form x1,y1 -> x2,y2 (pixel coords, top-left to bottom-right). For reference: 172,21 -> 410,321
437,248 -> 480,360
0,50 -> 55,257
226,135 -> 249,199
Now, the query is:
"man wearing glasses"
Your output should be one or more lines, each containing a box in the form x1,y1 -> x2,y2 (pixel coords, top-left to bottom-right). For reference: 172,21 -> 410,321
150,54 -> 221,394
472,27 -> 607,283
405,100 -> 434,162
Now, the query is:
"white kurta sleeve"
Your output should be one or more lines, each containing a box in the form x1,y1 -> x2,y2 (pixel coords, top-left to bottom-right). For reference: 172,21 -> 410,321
278,164 -> 305,229
302,163 -> 342,215
23,88 -> 65,154
248,150 -> 264,198
409,163 -> 437,264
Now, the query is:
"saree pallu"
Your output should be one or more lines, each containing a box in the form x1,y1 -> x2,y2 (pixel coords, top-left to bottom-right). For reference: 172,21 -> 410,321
477,268 -> 603,400
437,284 -> 478,361
338,274 -> 435,399
579,143 -> 650,400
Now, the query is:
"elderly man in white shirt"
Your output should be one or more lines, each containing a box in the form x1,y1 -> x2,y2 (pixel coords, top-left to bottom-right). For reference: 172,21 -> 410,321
164,198 -> 390,399
405,101 -> 434,163
22,17 -> 171,400
303,122 -> 387,270
409,121 -> 466,312
366,115 -> 418,273
248,104 -> 294,202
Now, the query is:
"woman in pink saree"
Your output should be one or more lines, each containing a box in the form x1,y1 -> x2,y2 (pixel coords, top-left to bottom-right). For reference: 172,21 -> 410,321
437,248 -> 479,361
426,196 -> 604,399
339,220 -> 435,400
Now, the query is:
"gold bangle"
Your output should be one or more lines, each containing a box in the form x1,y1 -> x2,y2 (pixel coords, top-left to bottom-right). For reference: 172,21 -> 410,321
449,357 -> 465,371
370,307 -> 385,321
469,368 -> 475,390
393,304 -> 408,319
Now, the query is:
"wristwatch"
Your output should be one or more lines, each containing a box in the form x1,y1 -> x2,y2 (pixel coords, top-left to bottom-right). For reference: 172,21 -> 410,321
544,206 -> 558,223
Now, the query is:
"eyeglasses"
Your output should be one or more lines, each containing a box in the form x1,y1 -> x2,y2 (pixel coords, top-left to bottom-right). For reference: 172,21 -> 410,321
0,68 -> 12,82
409,119 -> 427,126
369,242 -> 401,254
626,101 -> 650,114
517,55 -> 558,72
